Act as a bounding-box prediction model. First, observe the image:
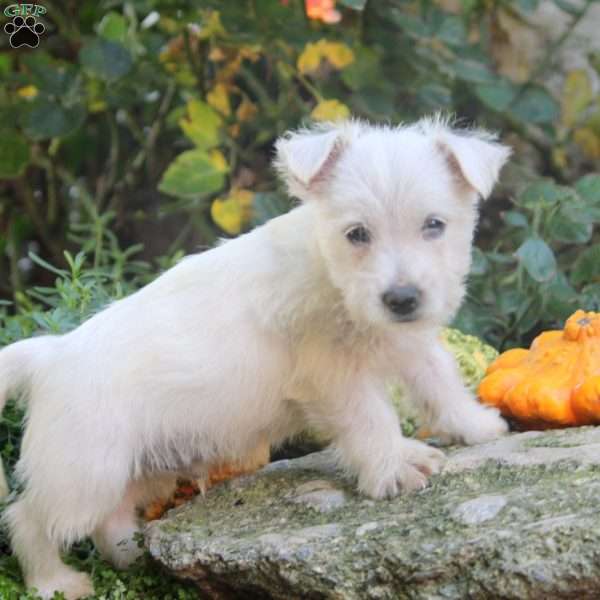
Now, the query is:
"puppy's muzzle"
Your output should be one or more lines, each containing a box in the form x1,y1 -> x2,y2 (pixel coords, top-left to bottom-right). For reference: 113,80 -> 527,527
382,285 -> 422,321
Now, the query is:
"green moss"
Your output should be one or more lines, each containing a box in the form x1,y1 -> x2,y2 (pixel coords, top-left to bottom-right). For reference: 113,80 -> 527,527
522,427 -> 598,448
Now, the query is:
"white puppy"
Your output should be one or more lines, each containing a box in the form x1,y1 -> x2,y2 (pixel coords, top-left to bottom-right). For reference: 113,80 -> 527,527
0,117 -> 510,599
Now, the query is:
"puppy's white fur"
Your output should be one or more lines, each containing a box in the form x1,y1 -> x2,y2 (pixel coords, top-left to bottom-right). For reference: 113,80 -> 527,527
0,117 -> 510,599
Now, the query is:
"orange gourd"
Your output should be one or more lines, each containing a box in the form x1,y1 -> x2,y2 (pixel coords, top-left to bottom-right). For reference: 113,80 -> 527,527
478,310 -> 600,428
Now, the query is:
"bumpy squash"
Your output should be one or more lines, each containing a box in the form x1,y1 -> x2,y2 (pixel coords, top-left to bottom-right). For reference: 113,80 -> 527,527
478,310 -> 600,428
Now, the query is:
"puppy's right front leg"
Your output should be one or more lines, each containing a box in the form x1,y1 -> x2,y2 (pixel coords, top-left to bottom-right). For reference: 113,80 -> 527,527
309,380 -> 446,499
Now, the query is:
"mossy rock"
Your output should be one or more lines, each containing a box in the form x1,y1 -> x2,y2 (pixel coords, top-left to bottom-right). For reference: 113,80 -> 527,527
146,426 -> 600,599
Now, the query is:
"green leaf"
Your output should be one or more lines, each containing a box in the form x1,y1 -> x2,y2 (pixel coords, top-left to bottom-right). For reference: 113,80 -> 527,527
252,192 -> 291,227
502,210 -> 529,228
561,198 -> 600,223
436,15 -> 467,47
28,252 -> 69,277
338,0 -> 368,9
80,39 -> 133,81
553,0 -> 582,16
390,11 -> 431,37
498,288 -> 528,316
515,0 -> 540,12
487,252 -> 516,265
575,174 -> 600,203
517,296 -> 544,333
511,86 -> 559,124
571,246 -> 600,287
21,99 -> 86,140
158,149 -> 228,199
417,83 -> 452,109
547,211 -> 592,243
580,283 -> 600,311
451,59 -> 496,84
470,247 -> 488,276
516,180 -> 572,209
179,100 -> 222,150
544,271 -> 576,302
515,237 -> 557,282
341,47 -> 382,91
23,55 -> 79,97
97,12 -> 128,43
0,131 -> 30,178
0,53 -> 12,78
475,80 -> 517,112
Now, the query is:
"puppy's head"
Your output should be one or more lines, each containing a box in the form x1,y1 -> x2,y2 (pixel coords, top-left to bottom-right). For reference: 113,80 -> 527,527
275,117 -> 510,330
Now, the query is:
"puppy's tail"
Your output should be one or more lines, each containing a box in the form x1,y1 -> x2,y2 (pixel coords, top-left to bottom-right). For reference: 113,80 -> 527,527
0,337 -> 49,499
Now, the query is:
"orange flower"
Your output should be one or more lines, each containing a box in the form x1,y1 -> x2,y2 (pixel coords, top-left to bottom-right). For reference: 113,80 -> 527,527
305,0 -> 341,24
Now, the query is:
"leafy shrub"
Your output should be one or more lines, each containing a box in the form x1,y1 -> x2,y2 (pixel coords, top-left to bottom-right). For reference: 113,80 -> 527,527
456,174 -> 600,349
2,0 -> 596,304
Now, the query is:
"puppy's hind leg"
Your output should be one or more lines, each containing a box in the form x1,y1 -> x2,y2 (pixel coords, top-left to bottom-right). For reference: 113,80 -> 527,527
92,474 -> 177,569
7,410 -> 134,599
4,497 -> 94,600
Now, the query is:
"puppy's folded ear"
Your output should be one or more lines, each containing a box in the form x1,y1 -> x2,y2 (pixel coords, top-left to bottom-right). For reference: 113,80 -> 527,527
437,129 -> 511,200
274,126 -> 347,198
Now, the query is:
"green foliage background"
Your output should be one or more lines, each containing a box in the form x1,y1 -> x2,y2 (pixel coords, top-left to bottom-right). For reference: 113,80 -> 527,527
1,0 -> 600,596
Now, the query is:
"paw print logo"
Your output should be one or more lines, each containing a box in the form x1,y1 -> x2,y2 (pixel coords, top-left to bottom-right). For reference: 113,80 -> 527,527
4,16 -> 45,48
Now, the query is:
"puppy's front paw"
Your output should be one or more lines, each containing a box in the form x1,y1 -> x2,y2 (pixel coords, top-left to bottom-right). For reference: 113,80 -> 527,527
358,440 -> 446,499
460,405 -> 508,445
436,404 -> 508,446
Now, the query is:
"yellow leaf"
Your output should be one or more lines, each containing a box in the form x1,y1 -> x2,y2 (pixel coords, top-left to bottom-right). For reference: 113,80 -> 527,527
210,188 -> 254,235
17,85 -> 38,100
234,188 -> 254,222
236,97 -> 258,122
561,70 -> 593,129
195,10 -> 225,40
552,147 -> 568,170
239,45 -> 261,62
211,196 -> 243,235
174,68 -> 197,87
311,99 -> 350,121
89,100 -> 108,113
573,127 -> 600,159
207,83 -> 231,116
298,41 -> 323,74
159,17 -> 178,34
321,41 -> 354,69
209,46 -> 226,62
298,39 -> 354,74
208,149 -> 228,172
218,55 -> 243,83
179,99 -> 222,149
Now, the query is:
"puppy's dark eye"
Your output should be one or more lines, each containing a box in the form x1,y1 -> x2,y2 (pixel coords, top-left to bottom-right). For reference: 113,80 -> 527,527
345,225 -> 371,245
422,216 -> 446,240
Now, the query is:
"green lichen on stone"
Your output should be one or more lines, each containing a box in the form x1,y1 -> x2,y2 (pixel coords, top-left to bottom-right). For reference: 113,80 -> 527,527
522,427 -> 597,448
146,427 -> 600,600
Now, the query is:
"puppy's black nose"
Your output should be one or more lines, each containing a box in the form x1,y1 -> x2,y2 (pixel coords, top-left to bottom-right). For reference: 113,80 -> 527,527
382,285 -> 421,320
